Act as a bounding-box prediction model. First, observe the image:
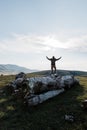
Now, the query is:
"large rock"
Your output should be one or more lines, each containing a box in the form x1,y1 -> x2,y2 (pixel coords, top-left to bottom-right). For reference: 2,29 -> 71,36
27,75 -> 79,94
5,72 -> 29,95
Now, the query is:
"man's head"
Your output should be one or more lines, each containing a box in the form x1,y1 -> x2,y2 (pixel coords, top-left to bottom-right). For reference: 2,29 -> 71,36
52,56 -> 55,59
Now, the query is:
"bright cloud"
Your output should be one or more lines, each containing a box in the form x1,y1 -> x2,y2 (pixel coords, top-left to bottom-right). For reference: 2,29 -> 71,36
0,33 -> 87,54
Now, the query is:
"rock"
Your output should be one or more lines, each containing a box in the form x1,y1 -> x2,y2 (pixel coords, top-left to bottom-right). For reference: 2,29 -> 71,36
28,75 -> 79,94
25,89 -> 64,106
65,114 -> 74,122
15,72 -> 26,79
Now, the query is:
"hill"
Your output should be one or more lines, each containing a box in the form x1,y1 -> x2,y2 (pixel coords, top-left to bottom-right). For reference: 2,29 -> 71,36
0,64 -> 37,75
31,69 -> 87,76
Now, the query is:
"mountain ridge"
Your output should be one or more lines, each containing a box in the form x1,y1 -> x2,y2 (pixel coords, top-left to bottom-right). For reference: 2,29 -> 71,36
0,64 -> 37,75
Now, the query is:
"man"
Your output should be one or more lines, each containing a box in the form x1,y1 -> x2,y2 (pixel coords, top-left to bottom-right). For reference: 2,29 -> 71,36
46,56 -> 62,74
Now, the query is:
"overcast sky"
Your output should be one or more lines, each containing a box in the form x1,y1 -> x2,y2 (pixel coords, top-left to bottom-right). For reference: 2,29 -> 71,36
0,0 -> 87,71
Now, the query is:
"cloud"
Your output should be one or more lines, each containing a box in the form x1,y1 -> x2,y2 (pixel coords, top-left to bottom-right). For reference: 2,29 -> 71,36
66,35 -> 87,52
0,34 -> 51,54
0,33 -> 87,54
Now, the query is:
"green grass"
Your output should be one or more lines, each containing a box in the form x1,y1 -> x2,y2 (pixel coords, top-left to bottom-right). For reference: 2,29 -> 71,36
0,75 -> 87,130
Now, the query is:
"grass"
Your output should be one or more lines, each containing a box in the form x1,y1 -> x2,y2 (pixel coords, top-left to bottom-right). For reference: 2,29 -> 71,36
0,75 -> 87,130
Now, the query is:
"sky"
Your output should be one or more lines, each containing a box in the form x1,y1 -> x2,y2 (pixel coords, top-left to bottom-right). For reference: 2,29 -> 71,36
0,0 -> 87,71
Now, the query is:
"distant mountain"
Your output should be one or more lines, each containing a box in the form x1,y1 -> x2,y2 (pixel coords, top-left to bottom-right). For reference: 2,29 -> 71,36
0,64 -> 37,75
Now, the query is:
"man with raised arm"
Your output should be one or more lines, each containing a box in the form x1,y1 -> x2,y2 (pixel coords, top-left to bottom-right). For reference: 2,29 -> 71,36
46,56 -> 62,74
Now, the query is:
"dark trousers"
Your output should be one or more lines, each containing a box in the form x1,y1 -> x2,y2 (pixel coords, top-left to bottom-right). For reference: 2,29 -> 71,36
51,65 -> 56,74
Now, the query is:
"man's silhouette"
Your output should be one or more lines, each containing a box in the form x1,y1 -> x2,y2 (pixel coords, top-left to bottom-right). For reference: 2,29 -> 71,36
46,56 -> 62,74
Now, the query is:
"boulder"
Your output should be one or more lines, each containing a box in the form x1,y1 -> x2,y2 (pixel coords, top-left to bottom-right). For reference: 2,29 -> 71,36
25,89 -> 64,106
27,75 -> 79,94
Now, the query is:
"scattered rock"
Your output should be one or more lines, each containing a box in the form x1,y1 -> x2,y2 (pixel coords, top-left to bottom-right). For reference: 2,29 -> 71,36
65,114 -> 74,122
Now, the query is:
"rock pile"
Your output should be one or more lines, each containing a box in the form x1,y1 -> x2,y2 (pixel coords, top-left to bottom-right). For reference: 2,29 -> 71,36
5,72 -> 79,106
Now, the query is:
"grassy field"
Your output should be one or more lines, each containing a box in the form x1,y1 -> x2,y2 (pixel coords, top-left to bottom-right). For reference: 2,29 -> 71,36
0,74 -> 87,130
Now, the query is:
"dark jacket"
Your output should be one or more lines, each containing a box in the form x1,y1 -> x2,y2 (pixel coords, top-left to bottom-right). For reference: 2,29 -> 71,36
46,56 -> 61,65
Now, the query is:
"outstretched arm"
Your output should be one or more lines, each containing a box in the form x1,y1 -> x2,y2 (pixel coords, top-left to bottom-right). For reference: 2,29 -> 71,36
56,57 -> 62,61
46,56 -> 51,60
